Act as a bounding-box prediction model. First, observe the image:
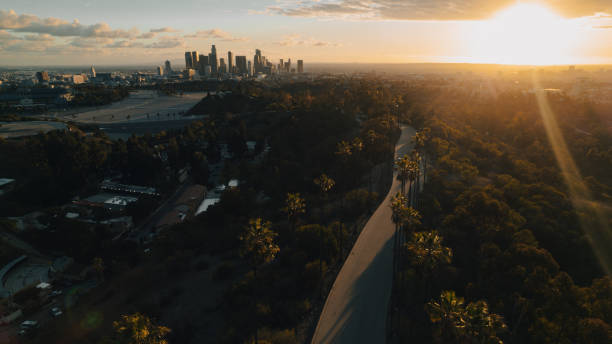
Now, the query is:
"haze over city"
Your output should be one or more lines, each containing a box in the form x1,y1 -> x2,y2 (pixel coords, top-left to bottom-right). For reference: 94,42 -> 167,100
2,0 -> 612,66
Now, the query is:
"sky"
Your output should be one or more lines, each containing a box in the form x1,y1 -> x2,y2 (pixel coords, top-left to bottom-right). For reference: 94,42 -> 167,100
1,0 -> 612,66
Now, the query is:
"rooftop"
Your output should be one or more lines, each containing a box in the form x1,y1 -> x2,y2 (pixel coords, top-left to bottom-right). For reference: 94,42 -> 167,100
0,178 -> 15,187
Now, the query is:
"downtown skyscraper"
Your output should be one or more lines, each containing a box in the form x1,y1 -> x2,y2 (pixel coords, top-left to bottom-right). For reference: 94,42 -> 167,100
209,45 -> 218,73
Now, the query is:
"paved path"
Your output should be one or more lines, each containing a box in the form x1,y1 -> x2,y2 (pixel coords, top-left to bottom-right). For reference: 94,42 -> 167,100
312,126 -> 416,344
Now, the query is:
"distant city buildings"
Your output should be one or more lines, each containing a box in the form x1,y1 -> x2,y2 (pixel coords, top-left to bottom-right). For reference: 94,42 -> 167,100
164,60 -> 172,75
228,51 -> 233,74
236,56 -> 247,74
35,71 -> 49,83
185,52 -> 193,69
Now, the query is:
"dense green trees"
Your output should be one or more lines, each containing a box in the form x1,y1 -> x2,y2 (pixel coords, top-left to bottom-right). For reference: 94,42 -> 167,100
393,85 -> 612,343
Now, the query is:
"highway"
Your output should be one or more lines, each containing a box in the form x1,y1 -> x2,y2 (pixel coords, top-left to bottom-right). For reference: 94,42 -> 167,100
311,126 -> 416,344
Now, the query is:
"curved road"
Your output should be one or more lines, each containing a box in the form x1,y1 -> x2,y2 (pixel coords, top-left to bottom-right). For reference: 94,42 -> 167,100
312,126 -> 416,344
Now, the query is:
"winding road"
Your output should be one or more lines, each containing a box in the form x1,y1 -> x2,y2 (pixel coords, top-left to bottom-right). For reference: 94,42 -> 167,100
311,126 -> 416,344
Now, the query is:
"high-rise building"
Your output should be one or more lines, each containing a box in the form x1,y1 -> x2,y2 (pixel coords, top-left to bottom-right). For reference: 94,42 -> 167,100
254,49 -> 262,74
156,66 -> 163,75
236,56 -> 247,74
185,51 -> 193,69
228,51 -> 233,74
164,60 -> 172,75
297,60 -> 304,73
192,51 -> 199,66
219,58 -> 226,74
210,45 -> 218,73
90,65 -> 96,78
199,55 -> 209,75
35,71 -> 49,83
247,60 -> 252,76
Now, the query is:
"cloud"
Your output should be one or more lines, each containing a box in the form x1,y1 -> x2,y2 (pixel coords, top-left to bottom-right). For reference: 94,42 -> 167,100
594,25 -> 612,28
150,27 -> 180,33
264,0 -> 612,21
106,40 -> 145,48
23,33 -> 54,41
137,32 -> 156,39
145,37 -> 185,49
0,29 -> 18,41
0,10 -> 138,38
69,37 -> 113,48
185,28 -> 249,41
277,34 -> 341,47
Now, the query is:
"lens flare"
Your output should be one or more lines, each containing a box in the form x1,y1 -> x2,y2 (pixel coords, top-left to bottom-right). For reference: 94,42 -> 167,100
532,72 -> 612,275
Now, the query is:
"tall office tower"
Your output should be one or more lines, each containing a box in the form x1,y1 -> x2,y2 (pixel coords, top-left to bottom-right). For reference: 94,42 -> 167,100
90,65 -> 96,78
192,51 -> 199,66
185,51 -> 193,68
219,58 -> 226,74
164,60 -> 172,75
227,51 -> 234,74
297,60 -> 304,73
235,56 -> 247,74
210,45 -> 218,73
157,66 -> 163,75
199,55 -> 209,75
287,58 -> 291,72
198,54 -> 206,71
254,49 -> 262,73
247,60 -> 252,76
279,59 -> 284,73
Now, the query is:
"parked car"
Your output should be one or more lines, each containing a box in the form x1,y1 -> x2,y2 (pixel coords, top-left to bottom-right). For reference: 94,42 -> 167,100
20,320 -> 39,329
50,307 -> 63,317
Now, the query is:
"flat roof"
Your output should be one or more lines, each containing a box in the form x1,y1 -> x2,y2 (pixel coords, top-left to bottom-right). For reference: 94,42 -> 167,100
0,178 -> 15,187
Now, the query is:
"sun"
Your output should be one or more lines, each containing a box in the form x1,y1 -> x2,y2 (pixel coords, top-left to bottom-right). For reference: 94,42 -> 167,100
469,3 -> 580,65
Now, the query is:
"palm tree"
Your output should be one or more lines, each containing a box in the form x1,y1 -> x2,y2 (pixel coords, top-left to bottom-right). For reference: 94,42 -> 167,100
240,218 -> 280,343
395,155 -> 411,195
390,193 -> 414,276
464,300 -> 507,344
407,158 -> 420,207
281,192 -> 306,233
426,290 -> 466,343
335,140 -> 352,160
240,218 -> 279,278
427,291 -> 507,344
405,230 -> 450,294
313,173 -> 335,298
314,173 -> 335,196
412,128 -> 430,183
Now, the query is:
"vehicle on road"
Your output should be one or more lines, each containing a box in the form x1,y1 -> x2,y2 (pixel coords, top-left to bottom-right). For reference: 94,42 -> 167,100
20,320 -> 39,329
50,307 -> 63,317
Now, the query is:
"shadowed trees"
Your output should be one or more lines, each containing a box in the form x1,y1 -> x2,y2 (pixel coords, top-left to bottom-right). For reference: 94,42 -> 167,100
240,218 -> 280,343
426,291 -> 507,344
113,313 -> 171,344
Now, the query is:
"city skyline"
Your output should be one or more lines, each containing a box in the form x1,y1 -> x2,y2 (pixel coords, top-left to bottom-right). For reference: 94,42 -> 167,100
1,1 -> 612,66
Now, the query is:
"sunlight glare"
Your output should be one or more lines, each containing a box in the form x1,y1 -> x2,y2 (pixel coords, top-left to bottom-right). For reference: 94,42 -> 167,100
470,3 -> 580,65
